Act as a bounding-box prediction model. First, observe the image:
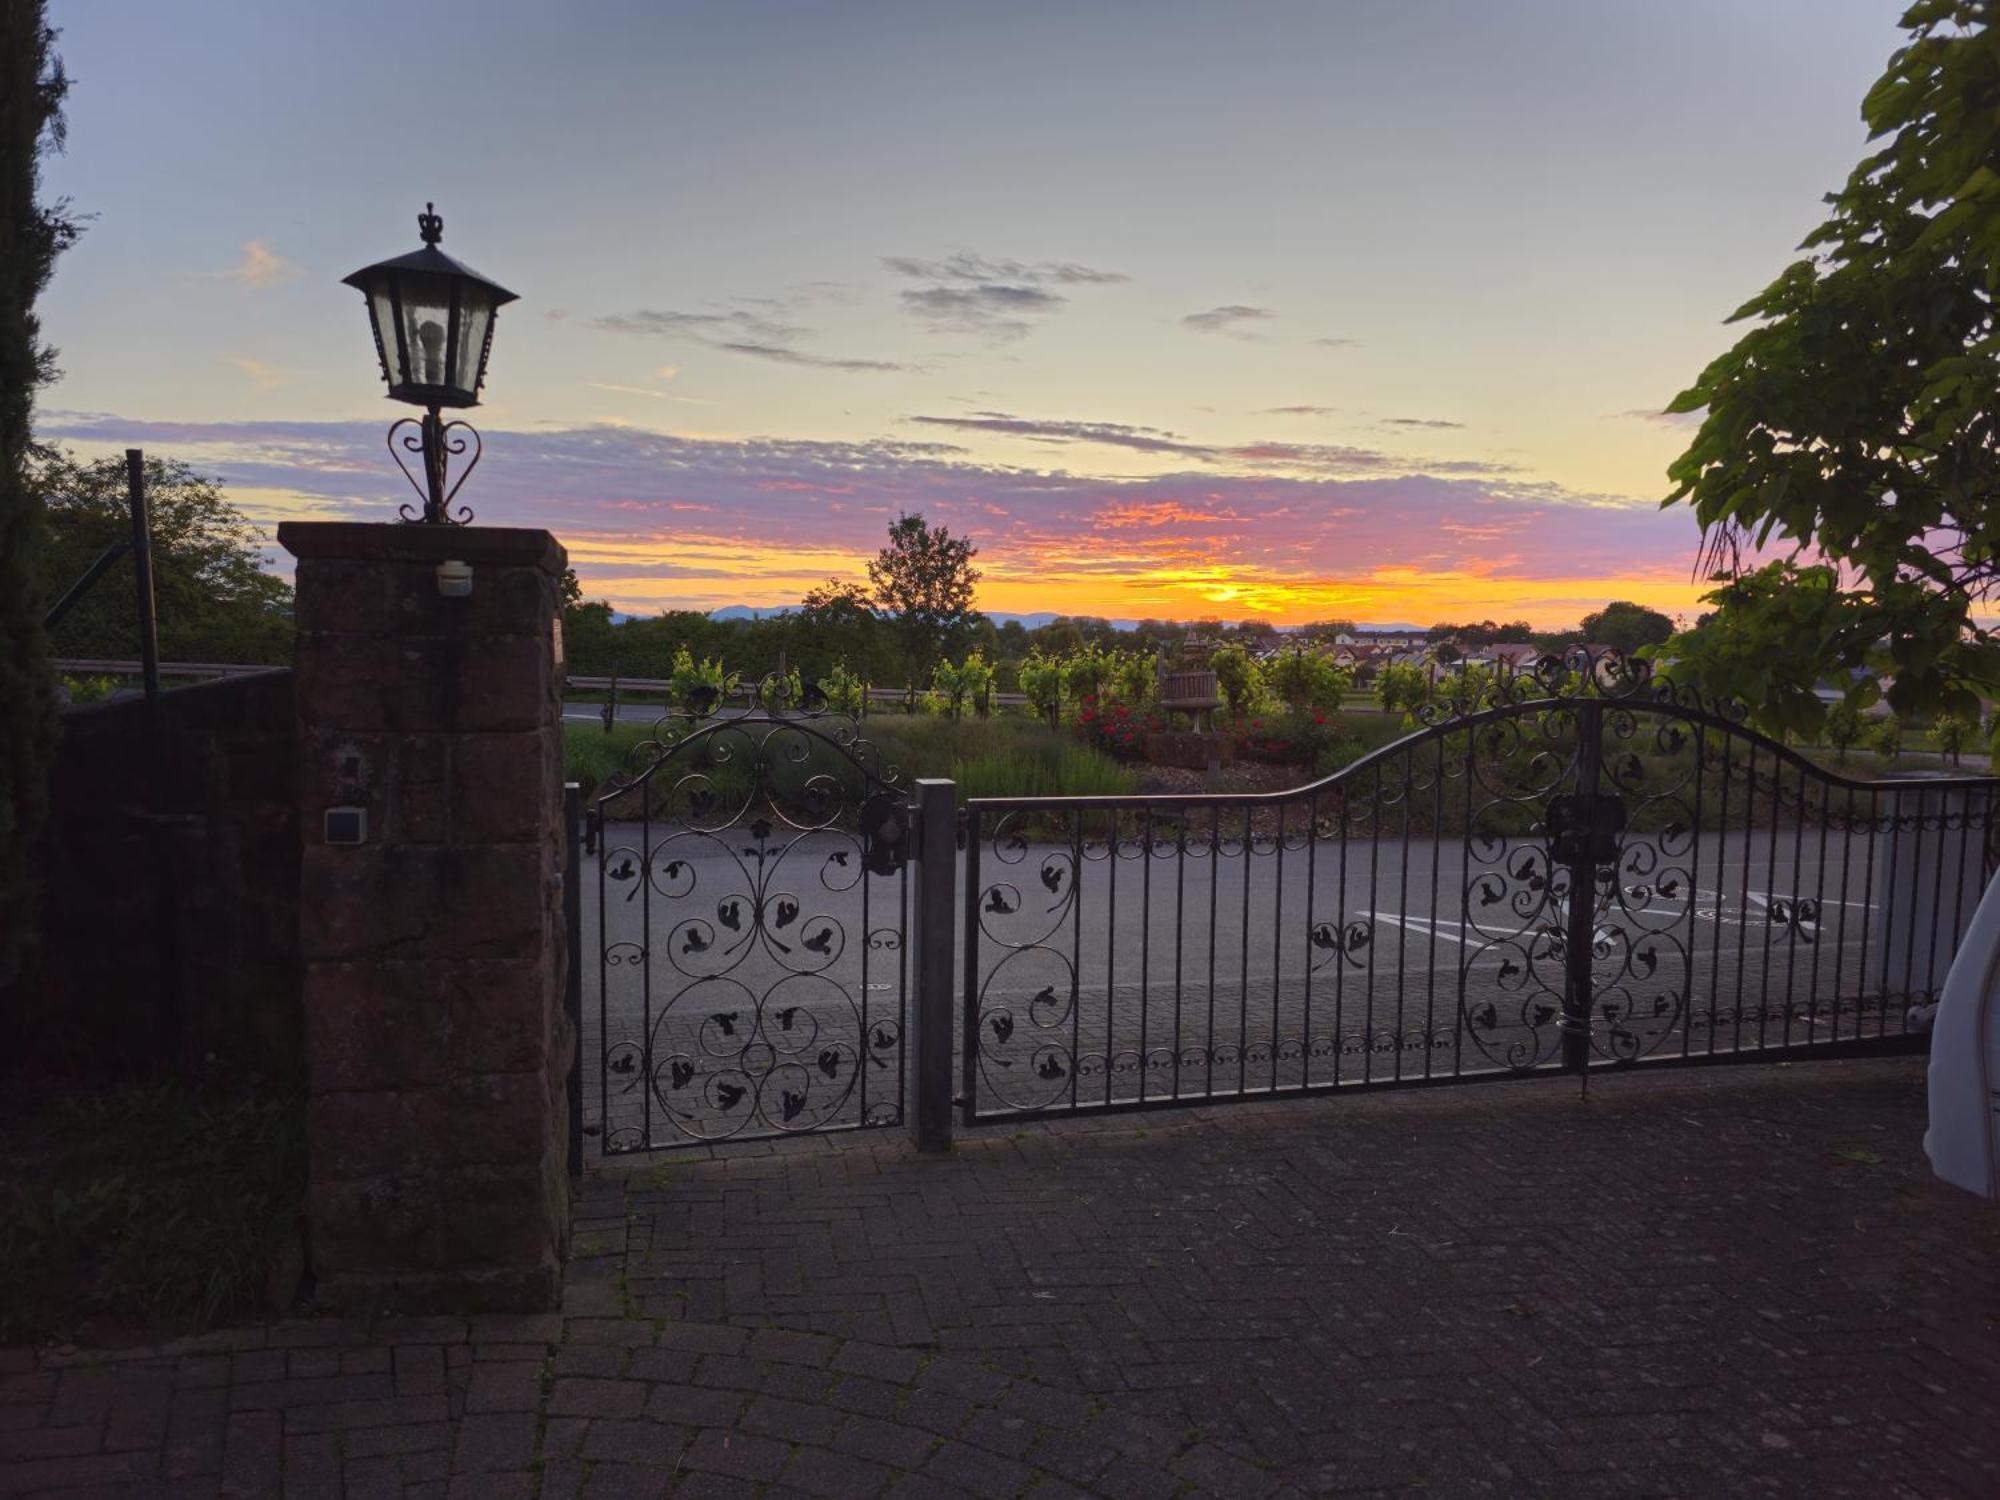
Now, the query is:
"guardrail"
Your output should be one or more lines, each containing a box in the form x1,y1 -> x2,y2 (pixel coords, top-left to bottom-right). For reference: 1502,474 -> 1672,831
54,662 -> 1035,708
53,658 -> 280,680
566,675 -> 1029,707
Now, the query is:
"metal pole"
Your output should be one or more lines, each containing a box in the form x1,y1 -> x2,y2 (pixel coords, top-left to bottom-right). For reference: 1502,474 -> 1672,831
910,779 -> 958,1152
127,450 -> 162,724
421,407 -> 447,523
128,449 -> 183,1050
564,783 -> 585,1176
1561,701 -> 1603,1074
41,540 -> 131,630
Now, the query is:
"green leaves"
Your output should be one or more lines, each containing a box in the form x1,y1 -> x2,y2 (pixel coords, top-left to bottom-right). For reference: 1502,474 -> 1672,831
1660,1 -> 2000,728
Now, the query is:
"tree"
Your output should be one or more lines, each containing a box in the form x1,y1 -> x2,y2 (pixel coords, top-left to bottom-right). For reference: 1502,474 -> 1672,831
1931,711 -> 1975,765
1209,644 -> 1260,720
2,6 -> 76,988
867,513 -> 980,685
1661,2 -> 2000,733
1576,600 -> 1674,654
796,577 -> 882,684
1823,696 -> 1865,763
1869,713 -> 1905,762
34,450 -> 293,665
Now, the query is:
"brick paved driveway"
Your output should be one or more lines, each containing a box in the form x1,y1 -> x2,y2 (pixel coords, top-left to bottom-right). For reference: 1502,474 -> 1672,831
4,1055 -> 1998,1497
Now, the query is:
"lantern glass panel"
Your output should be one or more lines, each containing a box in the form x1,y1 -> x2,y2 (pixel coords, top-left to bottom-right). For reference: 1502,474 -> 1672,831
452,291 -> 495,396
393,270 -> 458,393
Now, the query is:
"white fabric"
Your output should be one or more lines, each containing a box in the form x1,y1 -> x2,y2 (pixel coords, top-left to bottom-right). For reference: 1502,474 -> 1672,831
1925,872 -> 2000,1199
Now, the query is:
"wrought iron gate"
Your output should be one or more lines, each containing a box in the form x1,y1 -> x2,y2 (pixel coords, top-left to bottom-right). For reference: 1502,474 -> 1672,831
961,650 -> 2000,1123
584,682 -> 917,1154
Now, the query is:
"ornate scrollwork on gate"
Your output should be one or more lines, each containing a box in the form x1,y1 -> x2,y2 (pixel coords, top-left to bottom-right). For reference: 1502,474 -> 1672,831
593,679 -> 909,1152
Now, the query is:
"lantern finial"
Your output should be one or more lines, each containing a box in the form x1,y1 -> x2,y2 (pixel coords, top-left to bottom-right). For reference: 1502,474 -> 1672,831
418,202 -> 442,247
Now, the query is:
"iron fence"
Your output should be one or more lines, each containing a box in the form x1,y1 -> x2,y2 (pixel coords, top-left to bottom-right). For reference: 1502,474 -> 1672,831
960,652 -> 1998,1123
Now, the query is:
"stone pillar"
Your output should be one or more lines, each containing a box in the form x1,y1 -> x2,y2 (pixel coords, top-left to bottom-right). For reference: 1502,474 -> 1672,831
280,522 -> 571,1312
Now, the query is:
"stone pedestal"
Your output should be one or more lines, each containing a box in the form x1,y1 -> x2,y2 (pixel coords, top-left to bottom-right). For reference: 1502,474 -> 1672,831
280,522 -> 571,1312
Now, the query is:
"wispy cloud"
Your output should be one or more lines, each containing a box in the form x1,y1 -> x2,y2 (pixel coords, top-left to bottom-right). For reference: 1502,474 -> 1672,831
908,411 -> 1507,477
591,307 -> 805,343
882,253 -> 1127,286
1615,406 -> 1703,426
899,284 -> 1064,340
884,251 -> 1122,340
1314,336 -> 1358,349
1382,417 -> 1465,430
592,305 -> 906,373
214,240 -> 297,287
717,343 -> 911,373
1263,405 -> 1340,417
584,381 -> 713,404
1183,305 -> 1272,339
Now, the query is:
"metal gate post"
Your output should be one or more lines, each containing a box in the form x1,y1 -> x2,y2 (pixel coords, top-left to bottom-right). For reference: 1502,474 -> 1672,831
1560,701 -> 1604,1073
564,782 -> 585,1177
911,779 -> 958,1151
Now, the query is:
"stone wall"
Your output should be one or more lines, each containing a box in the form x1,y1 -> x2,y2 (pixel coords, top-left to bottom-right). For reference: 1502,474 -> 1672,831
16,670 -> 301,1075
283,522 -> 572,1313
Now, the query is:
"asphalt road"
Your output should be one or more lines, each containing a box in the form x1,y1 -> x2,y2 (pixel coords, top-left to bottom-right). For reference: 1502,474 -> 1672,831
575,815 -> 1982,1151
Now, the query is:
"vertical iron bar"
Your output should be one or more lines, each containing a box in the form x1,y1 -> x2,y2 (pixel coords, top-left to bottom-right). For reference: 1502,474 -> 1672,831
1802,770 -> 1828,1049
1900,789 -> 1926,1027
1924,787 -> 1950,1011
1757,756 -> 1781,1051
1394,748 -> 1412,1078
127,449 -> 181,1052
1336,781 -> 1351,1084
564,784 -> 584,1177
1270,800 -> 1285,1094
1561,702 -> 1604,1074
1173,813 -> 1187,1099
1424,733 -> 1444,1075
1455,730 -> 1473,1079
1106,808 -> 1119,1107
1302,792 -> 1319,1089
910,779 -> 956,1150
1070,810 -> 1085,1111
1203,802 -> 1220,1097
896,847 -> 910,1121
1238,804 -> 1252,1097
1681,723 -> 1706,1059
960,806 -> 983,1125
1733,744 -> 1756,1054
1831,784 -> 1856,1043
597,800 -> 610,1146
1862,787 -> 1884,1038
1139,807 -> 1153,1104
860,796 -> 873,1128
1708,733 -> 1731,1055
640,766 -> 654,1148
1947,788 -> 1976,993
1364,762 -> 1382,1083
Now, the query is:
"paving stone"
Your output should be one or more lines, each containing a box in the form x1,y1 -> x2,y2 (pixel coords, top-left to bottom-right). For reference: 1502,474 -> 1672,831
680,1427 -> 792,1482
579,1416 -> 693,1466
451,1411 -> 538,1473
5,1059 -> 1995,1500
546,1376 -> 649,1419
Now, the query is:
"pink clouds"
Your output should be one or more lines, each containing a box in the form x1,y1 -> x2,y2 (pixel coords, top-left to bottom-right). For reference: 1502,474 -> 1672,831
36,413 -> 1702,621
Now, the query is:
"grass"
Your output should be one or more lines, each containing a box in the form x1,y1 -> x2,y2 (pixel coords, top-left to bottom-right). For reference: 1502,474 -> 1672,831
0,1083 -> 306,1343
570,713 -> 1139,806
565,721 -> 659,794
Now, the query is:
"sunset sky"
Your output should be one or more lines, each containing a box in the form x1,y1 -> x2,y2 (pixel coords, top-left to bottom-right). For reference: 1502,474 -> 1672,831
37,1 -> 1905,627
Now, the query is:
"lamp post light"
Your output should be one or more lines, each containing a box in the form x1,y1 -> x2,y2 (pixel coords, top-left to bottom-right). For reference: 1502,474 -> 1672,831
343,204 -> 517,523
